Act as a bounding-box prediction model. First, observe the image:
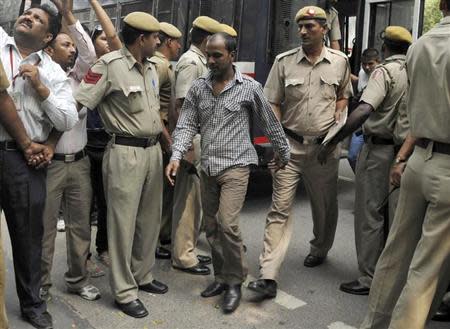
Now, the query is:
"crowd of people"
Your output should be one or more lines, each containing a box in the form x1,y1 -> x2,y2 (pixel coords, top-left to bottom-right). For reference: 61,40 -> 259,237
0,0 -> 449,328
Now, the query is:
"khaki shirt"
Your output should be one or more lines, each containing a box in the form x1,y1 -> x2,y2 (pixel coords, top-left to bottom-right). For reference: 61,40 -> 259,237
407,16 -> 450,143
361,55 -> 409,144
75,47 -> 162,137
327,7 -> 341,42
0,59 -> 9,91
264,46 -> 352,137
175,45 -> 208,99
151,51 -> 174,122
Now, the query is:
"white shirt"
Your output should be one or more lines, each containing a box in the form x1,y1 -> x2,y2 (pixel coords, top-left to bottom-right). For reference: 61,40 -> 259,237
55,20 -> 96,154
357,68 -> 370,92
0,27 -> 78,142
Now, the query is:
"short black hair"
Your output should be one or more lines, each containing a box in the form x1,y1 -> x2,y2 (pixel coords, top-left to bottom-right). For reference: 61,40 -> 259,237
191,27 -> 211,45
209,32 -> 237,53
158,31 -> 170,45
361,48 -> 380,62
32,4 -> 62,44
121,23 -> 152,46
384,39 -> 410,55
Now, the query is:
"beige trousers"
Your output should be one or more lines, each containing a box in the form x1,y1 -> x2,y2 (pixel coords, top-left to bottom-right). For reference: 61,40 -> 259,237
0,224 -> 8,329
103,142 -> 162,303
259,145 -> 339,280
201,167 -> 250,285
171,135 -> 202,268
41,157 -> 92,290
360,145 -> 450,329
354,143 -> 395,288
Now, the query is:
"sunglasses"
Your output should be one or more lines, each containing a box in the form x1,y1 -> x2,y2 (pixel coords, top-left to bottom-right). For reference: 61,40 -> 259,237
91,25 -> 103,39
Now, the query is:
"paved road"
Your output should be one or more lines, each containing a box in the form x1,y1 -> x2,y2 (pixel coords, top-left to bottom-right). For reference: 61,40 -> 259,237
3,161 -> 448,329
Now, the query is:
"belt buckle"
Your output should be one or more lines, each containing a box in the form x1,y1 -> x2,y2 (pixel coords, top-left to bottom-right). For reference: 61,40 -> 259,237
64,154 -> 76,163
5,142 -> 16,151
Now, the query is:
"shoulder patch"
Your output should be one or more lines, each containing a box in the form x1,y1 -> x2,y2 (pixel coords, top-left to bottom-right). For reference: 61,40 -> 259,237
276,47 -> 300,60
100,50 -> 123,64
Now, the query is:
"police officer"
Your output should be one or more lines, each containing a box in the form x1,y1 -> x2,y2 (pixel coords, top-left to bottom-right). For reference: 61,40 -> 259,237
220,23 -> 238,38
360,1 -> 450,327
248,6 -> 352,298
75,12 -> 168,318
318,26 -> 412,295
171,16 -> 221,275
151,22 -> 182,259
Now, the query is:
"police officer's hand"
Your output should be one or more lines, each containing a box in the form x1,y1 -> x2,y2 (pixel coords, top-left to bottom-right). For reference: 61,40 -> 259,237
268,152 -> 286,173
317,142 -> 337,165
390,162 -> 407,187
166,160 -> 180,186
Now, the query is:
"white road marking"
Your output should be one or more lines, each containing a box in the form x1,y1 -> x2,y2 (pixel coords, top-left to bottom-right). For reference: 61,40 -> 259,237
245,275 -> 307,310
328,321 -> 358,329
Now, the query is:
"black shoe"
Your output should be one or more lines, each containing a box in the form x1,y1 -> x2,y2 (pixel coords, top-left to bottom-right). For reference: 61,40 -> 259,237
432,302 -> 450,322
304,254 -> 326,267
22,311 -> 53,329
160,238 -> 171,245
173,264 -> 211,275
247,279 -> 277,298
339,280 -> 370,295
139,280 -> 168,294
155,246 -> 171,259
197,254 -> 212,265
201,282 -> 227,298
222,284 -> 241,314
115,299 -> 148,318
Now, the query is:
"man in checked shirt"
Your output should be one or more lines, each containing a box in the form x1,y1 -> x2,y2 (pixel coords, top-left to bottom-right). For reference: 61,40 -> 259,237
166,33 -> 290,314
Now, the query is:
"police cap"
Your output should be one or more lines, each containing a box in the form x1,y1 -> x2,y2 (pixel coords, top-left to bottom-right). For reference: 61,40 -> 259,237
295,6 -> 327,23
123,12 -> 160,32
192,16 -> 222,34
220,24 -> 238,37
384,26 -> 413,45
160,22 -> 182,38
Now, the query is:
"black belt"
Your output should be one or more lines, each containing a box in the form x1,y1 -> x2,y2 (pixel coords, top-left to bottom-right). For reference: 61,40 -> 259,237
53,149 -> 86,163
416,138 -> 450,155
283,127 -> 325,144
363,135 -> 394,145
0,140 -> 18,151
114,134 -> 161,148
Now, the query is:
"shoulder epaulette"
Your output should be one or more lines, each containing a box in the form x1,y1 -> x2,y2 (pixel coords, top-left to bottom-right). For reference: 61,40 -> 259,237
275,47 -> 300,60
100,50 -> 123,64
327,48 -> 349,60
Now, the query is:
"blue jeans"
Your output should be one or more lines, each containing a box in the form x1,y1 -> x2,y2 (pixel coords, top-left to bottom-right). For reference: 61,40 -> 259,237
348,132 -> 364,172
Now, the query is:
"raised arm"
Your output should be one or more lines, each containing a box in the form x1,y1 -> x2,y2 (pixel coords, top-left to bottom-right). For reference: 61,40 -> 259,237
89,0 -> 122,51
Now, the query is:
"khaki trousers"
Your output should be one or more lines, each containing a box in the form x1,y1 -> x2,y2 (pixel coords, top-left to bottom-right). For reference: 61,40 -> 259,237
201,167 -> 250,285
103,143 -> 162,303
0,224 -> 8,329
360,145 -> 450,329
259,145 -> 339,280
354,143 -> 395,288
171,135 -> 202,268
41,157 -> 92,290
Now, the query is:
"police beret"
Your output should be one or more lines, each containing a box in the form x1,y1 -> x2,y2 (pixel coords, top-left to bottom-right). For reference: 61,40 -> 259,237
159,22 -> 182,38
384,26 -> 412,45
192,16 -> 222,34
220,24 -> 237,37
295,6 -> 327,22
123,12 -> 160,32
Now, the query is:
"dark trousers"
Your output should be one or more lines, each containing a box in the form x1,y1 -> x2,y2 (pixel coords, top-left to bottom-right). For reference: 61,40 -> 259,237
0,150 -> 47,316
86,147 -> 108,254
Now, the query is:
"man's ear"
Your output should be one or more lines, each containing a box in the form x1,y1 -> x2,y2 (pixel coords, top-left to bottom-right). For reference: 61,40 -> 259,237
44,45 -> 54,57
43,33 -> 53,47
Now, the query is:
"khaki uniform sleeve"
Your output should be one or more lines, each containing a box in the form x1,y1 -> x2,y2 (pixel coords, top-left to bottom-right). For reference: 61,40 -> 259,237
75,59 -> 109,110
328,11 -> 341,42
336,60 -> 353,99
263,59 -> 285,105
0,60 -> 10,91
175,62 -> 199,99
360,68 -> 389,110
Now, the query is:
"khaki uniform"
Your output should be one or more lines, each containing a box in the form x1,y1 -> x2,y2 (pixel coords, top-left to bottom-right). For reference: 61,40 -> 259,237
75,47 -> 163,303
0,60 -> 9,329
326,7 -> 341,45
259,46 -> 352,279
172,45 -> 207,268
361,17 -> 450,329
353,55 -> 409,289
152,51 -> 175,242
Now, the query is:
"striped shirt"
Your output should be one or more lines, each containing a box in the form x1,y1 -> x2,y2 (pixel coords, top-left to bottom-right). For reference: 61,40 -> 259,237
171,66 -> 290,176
